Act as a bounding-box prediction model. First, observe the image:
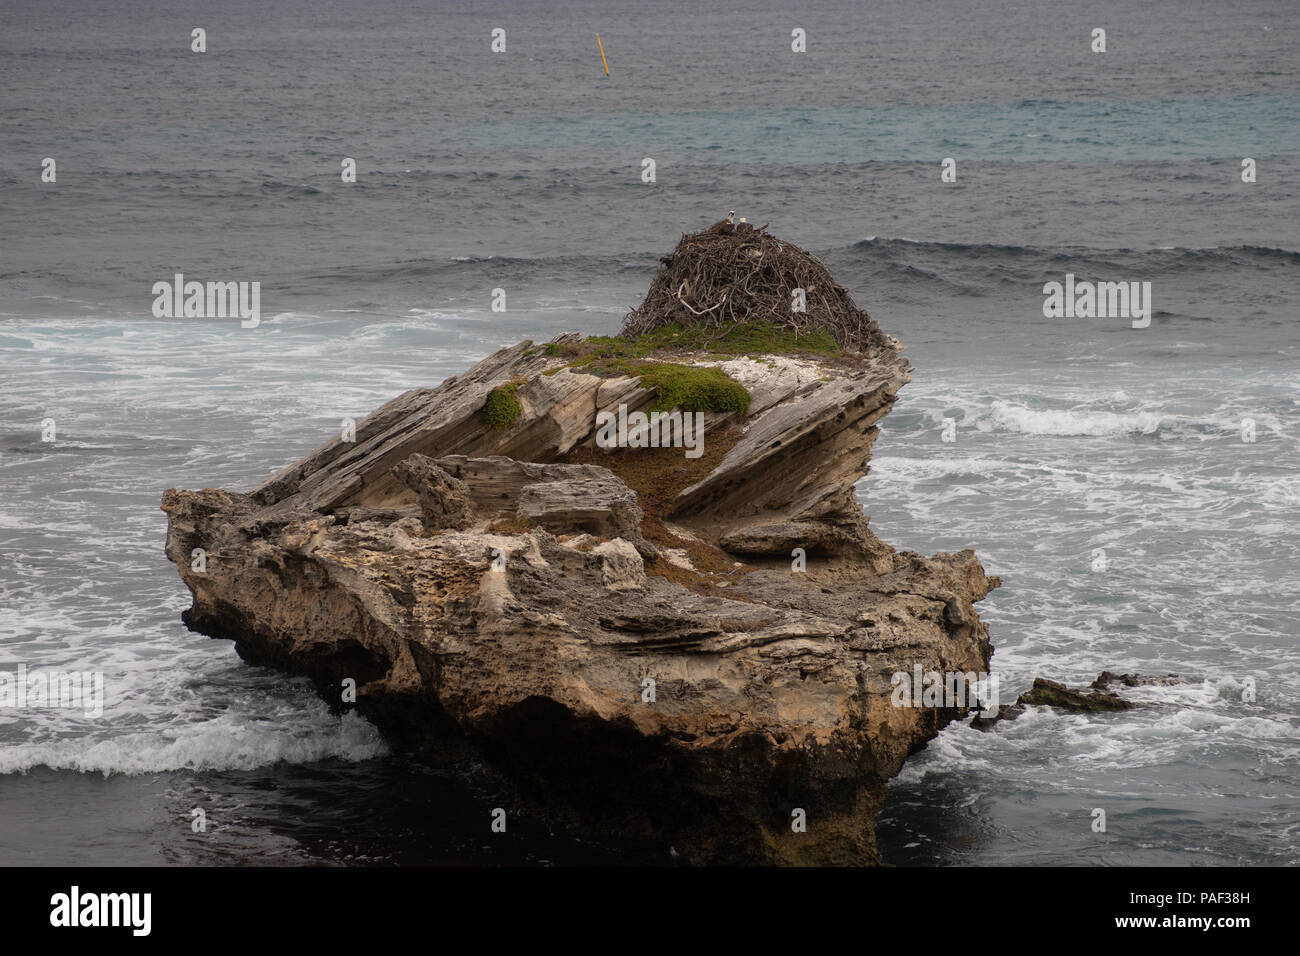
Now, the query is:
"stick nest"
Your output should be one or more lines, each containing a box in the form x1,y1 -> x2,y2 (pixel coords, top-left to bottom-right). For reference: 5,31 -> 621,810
622,224 -> 890,354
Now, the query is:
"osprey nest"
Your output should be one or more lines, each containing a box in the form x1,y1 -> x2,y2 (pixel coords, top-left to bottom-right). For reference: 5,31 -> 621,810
622,220 -> 891,354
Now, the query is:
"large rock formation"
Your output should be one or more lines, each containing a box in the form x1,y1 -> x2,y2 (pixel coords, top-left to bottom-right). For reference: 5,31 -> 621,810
161,325 -> 999,865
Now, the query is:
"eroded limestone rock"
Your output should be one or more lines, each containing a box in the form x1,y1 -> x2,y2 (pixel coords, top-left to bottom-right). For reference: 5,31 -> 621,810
161,330 -> 999,865
391,454 -> 474,530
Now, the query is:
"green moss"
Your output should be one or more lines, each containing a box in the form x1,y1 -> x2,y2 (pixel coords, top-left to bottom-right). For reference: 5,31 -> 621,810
625,362 -> 751,414
483,381 -> 524,429
693,320 -> 839,356
539,319 -> 842,416
560,334 -> 655,366
550,319 -> 839,366
546,347 -> 751,414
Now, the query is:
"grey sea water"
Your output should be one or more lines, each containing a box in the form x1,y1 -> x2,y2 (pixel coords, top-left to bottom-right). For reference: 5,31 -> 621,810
1,0 -> 1297,865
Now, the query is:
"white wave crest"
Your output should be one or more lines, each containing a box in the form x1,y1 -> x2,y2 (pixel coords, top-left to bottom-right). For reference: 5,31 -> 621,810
984,401 -> 1166,437
0,711 -> 388,776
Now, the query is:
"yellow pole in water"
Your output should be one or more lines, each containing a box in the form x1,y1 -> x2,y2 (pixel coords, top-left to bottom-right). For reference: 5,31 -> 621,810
596,34 -> 609,76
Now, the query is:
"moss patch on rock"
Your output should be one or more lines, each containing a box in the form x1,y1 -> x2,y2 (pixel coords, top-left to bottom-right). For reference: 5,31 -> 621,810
634,363 -> 751,414
552,349 -> 751,416
552,319 -> 839,366
483,381 -> 524,429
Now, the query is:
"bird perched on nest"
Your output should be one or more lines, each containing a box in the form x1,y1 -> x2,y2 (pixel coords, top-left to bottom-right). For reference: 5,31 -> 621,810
707,210 -> 736,235
734,216 -> 755,237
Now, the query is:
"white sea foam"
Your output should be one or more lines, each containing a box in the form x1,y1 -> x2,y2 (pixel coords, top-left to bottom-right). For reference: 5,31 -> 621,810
983,401 -> 1165,437
0,711 -> 388,775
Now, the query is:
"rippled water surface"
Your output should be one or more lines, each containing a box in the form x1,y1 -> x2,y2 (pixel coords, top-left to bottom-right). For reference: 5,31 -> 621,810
2,0 -> 1296,864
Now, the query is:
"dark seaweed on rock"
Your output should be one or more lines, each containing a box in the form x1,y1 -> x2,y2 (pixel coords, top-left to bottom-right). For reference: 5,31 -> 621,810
622,223 -> 892,355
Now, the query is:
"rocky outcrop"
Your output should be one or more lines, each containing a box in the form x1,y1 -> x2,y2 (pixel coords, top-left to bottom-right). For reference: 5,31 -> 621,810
161,331 -> 999,865
1091,671 -> 1189,690
391,454 -> 474,530
970,675 -> 1139,730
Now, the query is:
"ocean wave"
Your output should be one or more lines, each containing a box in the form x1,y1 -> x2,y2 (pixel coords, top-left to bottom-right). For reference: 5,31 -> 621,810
3,237 -> 1293,318
895,390 -> 1295,443
0,711 -> 388,776
330,239 -> 1299,307
853,237 -> 1299,258
906,400 -> 1169,438
840,237 -> 1300,297
895,693 -> 1299,789
259,180 -> 325,197
984,401 -> 1166,437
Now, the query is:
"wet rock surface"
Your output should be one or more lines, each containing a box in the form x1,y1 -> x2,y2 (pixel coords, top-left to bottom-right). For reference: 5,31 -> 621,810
970,675 -> 1152,730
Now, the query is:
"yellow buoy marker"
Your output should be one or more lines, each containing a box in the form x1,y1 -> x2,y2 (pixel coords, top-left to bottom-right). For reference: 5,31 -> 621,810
596,34 -> 609,76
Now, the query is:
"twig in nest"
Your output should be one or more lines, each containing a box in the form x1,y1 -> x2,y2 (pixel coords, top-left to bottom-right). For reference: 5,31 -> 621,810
676,282 -> 727,316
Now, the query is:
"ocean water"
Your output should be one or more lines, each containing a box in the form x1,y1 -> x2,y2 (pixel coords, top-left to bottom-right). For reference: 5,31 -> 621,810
1,0 -> 1297,865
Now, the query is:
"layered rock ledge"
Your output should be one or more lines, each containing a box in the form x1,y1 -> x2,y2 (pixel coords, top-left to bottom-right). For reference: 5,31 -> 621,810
162,329 -> 999,865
